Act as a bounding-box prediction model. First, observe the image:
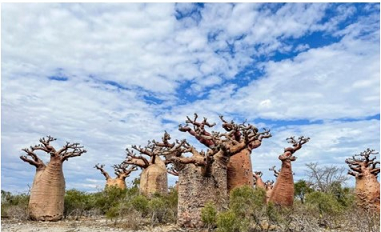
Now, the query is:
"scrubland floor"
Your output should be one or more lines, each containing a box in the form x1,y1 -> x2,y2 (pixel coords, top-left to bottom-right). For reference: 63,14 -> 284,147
1,218 -> 190,232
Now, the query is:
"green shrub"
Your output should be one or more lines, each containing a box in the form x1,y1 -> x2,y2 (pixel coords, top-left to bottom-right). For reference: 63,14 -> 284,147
64,189 -> 92,218
201,201 -> 217,229
1,191 -> 29,220
129,194 -> 149,216
93,186 -> 127,214
148,196 -> 167,223
216,210 -> 237,232
105,205 -> 120,220
266,201 -> 281,224
165,188 -> 178,209
305,191 -> 344,216
294,179 -> 314,204
229,185 -> 266,222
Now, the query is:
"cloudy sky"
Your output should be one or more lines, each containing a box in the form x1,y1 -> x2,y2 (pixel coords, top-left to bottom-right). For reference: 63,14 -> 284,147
2,3 -> 380,193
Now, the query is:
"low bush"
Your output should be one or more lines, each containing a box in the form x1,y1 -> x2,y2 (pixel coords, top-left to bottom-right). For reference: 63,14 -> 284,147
201,201 -> 217,229
216,210 -> 237,232
1,190 -> 29,220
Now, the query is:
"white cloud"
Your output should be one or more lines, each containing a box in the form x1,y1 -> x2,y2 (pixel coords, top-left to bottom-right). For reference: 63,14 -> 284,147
252,119 -> 380,186
1,3 -> 379,193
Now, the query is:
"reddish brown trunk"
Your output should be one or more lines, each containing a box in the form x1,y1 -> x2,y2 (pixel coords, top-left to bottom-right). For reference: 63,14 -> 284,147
268,161 -> 294,207
268,136 -> 309,207
177,157 -> 228,228
28,158 -> 65,221
139,157 -> 168,196
227,148 -> 253,191
255,177 -> 266,190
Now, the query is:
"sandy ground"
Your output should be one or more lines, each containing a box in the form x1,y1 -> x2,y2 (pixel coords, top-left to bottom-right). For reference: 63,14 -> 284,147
1,218 -> 193,232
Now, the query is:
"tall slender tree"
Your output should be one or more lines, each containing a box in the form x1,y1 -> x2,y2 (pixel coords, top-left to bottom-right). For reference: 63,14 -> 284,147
268,136 -> 310,207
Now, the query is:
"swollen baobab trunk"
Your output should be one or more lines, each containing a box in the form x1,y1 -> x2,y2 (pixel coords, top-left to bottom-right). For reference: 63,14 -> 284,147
220,116 -> 272,192
269,136 -> 309,207
346,148 -> 380,212
139,157 -> 167,195
124,134 -> 171,196
94,163 -> 137,190
20,136 -> 86,221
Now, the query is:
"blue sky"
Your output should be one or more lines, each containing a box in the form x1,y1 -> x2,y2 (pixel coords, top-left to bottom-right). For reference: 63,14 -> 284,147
1,3 -> 380,193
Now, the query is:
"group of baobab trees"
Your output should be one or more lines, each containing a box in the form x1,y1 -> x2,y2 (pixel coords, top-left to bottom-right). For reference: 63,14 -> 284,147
19,114 -> 380,227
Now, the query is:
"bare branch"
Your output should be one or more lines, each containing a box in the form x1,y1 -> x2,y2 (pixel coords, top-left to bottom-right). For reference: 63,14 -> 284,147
125,148 -> 150,168
179,114 -> 216,148
269,166 -> 280,178
94,164 -> 111,180
346,148 -> 380,177
284,136 -> 310,153
20,147 -> 46,169
113,163 -> 138,179
306,162 -> 349,193
153,131 -> 175,148
167,166 -> 179,176
60,143 -> 87,162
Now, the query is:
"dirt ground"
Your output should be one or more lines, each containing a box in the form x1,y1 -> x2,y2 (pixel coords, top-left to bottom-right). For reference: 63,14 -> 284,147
1,218 -> 193,232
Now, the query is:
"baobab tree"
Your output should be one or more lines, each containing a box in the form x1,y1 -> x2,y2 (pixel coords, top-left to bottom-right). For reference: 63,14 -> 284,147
19,136 -> 86,221
253,171 -> 266,189
253,171 -> 274,203
124,139 -> 167,196
94,163 -> 137,190
265,180 -> 275,203
268,136 -> 310,207
346,148 -> 380,211
173,114 -> 268,227
219,116 -> 271,191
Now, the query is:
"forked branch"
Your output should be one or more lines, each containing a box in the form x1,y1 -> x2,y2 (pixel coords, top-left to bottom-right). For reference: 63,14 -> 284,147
20,136 -> 86,165
20,147 -> 46,169
113,163 -> 138,179
94,164 -> 111,180
269,166 -> 280,178
284,136 -> 310,153
125,148 -> 150,168
346,148 -> 380,177
179,113 -> 216,148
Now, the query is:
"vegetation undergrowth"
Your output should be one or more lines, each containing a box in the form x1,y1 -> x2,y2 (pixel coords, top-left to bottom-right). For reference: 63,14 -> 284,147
2,182 -> 379,231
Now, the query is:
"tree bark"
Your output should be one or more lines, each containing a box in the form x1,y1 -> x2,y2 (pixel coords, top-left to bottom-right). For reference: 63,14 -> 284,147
227,148 -> 254,191
28,158 -> 65,221
268,161 -> 294,207
355,174 -> 380,211
139,157 -> 168,196
105,178 -> 127,190
177,157 -> 228,228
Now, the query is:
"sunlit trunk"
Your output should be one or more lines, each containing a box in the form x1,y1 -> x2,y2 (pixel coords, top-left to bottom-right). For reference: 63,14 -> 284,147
140,159 -> 168,196
28,159 -> 65,221
268,162 -> 294,207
